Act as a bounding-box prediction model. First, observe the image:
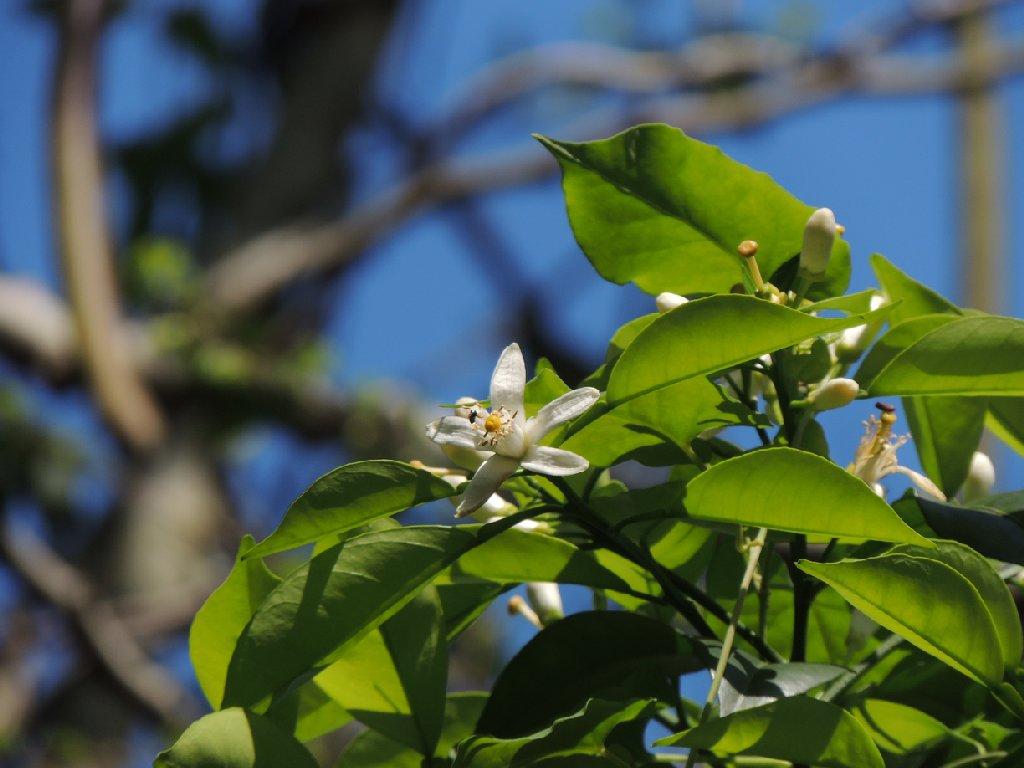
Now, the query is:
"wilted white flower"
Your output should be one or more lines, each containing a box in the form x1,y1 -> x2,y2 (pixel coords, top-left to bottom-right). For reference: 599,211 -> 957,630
799,208 -> 837,278
427,343 -> 599,517
847,407 -> 945,501
808,378 -> 859,412
655,292 -> 688,313
962,451 -> 995,503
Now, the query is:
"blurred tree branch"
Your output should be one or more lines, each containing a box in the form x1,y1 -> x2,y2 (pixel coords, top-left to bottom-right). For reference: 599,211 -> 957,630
52,0 -> 166,451
0,516 -> 197,728
205,0 -> 1024,316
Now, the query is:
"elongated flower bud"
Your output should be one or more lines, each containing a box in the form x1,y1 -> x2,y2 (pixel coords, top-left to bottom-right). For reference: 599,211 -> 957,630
835,293 -> 888,363
655,292 -> 688,313
526,582 -> 564,625
799,208 -> 837,278
808,377 -> 859,412
962,451 -> 995,502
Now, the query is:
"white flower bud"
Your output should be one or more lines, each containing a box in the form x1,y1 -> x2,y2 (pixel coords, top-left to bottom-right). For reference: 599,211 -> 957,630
962,451 -> 995,503
453,396 -> 480,420
655,292 -> 688,313
808,377 -> 859,412
835,293 -> 888,363
799,208 -> 837,277
526,582 -> 564,625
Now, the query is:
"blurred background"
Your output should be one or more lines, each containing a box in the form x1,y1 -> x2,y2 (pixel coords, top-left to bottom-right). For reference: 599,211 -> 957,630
1,0 -> 1023,765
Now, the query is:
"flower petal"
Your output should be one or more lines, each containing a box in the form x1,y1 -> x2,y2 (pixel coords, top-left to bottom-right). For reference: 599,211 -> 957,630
883,464 -> 947,501
455,454 -> 520,517
525,387 -> 600,443
427,416 -> 485,451
520,445 -> 589,477
490,343 -> 526,413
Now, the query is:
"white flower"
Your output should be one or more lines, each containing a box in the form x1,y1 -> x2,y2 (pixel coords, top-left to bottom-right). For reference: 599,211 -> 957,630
426,343 -> 599,517
655,292 -> 688,313
808,378 -> 860,412
847,408 -> 945,501
962,451 -> 995,503
799,208 -> 837,278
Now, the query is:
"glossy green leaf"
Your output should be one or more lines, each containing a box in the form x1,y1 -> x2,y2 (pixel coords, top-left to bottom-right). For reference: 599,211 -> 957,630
989,398 -> 1024,456
718,660 -> 846,716
154,708 -> 318,768
537,124 -> 850,298
904,396 -> 985,497
868,256 -> 979,495
438,582 -> 508,640
309,586 -> 447,754
656,696 -> 884,768
455,698 -> 656,768
870,316 -> 1024,396
685,447 -> 931,545
337,693 -> 488,766
870,253 -> 961,324
889,540 -> 1022,672
563,377 -> 749,466
264,681 -> 351,743
850,699 -> 949,754
223,521 -> 516,709
903,496 -> 1024,566
245,461 -> 457,559
477,611 -> 708,738
854,314 -> 956,388
523,358 -> 570,419
798,554 -> 1005,685
189,535 -> 280,709
446,527 -> 640,592
608,294 -> 889,406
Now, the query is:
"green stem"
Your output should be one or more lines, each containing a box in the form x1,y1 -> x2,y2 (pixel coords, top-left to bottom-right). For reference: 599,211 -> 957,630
940,752 -> 1008,768
686,527 -> 769,768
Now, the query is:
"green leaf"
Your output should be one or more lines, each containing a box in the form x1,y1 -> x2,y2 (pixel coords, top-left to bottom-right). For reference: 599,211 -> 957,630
337,693 -> 488,766
607,294 -> 889,406
868,255 -> 979,496
989,398 -> 1024,456
189,535 -> 280,709
477,611 -> 708,738
154,708 -> 318,768
455,698 -> 656,768
523,358 -> 570,419
223,521 -> 516,709
306,586 -> 447,754
656,696 -> 884,768
798,554 -> 1005,685
850,698 -> 949,754
870,316 -> 1024,396
445,527 -> 640,592
563,378 -> 748,467
854,314 -> 956,388
244,461 -> 458,559
717,660 -> 847,716
263,681 -> 351,743
903,496 -> 1024,566
685,447 -> 931,545
904,396 -> 985,497
438,582 -> 509,640
889,540 -> 1022,672
537,124 -> 850,298
870,253 -> 961,324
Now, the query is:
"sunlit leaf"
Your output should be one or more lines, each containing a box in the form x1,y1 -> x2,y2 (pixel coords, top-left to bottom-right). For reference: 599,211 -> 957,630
245,461 -> 457,559
685,447 -> 930,545
656,696 -> 883,768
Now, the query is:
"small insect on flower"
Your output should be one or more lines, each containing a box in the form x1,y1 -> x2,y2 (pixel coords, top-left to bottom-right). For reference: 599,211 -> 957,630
468,409 -> 479,424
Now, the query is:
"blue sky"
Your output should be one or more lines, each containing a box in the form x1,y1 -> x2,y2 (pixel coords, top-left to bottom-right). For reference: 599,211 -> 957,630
1,0 -> 1023,757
